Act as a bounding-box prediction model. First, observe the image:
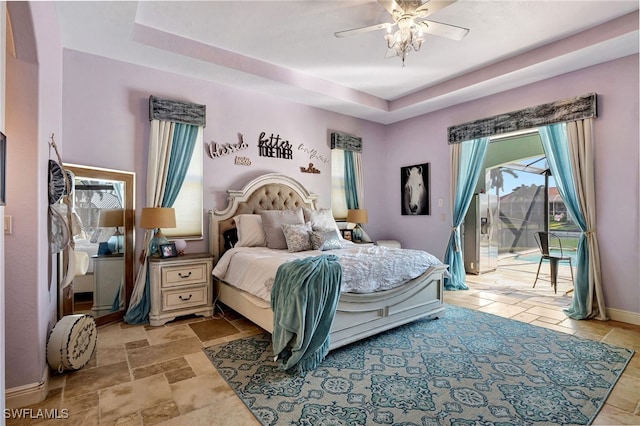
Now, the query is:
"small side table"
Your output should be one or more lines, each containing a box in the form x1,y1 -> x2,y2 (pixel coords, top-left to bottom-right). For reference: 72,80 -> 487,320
148,253 -> 214,326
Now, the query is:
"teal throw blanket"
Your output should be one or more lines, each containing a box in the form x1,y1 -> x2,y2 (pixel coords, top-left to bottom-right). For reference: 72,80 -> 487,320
271,254 -> 342,373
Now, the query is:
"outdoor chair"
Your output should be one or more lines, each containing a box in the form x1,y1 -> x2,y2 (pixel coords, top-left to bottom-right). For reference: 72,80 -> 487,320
533,231 -> 574,294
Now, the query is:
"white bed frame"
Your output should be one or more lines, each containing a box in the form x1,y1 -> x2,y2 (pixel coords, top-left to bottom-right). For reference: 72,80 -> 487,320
208,173 -> 447,350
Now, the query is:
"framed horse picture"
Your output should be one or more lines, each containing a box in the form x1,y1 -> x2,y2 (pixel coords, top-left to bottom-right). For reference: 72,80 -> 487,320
401,162 -> 430,215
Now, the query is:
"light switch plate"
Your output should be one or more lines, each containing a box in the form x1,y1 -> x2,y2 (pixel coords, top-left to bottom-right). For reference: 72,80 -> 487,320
4,215 -> 12,235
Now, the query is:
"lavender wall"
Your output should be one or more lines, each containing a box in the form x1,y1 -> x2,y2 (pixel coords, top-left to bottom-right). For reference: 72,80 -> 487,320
61,50 -> 387,257
385,54 -> 639,315
5,1 -> 63,391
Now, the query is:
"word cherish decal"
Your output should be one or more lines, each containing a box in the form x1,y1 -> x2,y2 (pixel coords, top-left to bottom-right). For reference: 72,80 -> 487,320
206,133 -> 249,158
258,132 -> 293,159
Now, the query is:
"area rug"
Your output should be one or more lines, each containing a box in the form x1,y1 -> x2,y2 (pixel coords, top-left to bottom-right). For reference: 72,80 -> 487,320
204,305 -> 633,426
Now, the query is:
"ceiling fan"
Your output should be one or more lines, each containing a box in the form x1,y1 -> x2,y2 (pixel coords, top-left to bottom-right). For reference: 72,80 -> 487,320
334,0 -> 469,65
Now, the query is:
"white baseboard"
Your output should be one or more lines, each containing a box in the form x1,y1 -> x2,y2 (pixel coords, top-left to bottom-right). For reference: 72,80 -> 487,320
5,369 -> 49,409
607,307 -> 640,326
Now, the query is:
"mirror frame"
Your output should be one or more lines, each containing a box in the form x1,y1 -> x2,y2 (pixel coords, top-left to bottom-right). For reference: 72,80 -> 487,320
62,164 -> 135,325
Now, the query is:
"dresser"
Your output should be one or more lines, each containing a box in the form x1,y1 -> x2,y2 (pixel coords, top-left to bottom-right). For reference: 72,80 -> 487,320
148,253 -> 214,326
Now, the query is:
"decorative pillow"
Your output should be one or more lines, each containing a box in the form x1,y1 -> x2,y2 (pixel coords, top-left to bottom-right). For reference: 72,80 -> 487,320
223,228 -> 238,250
259,208 -> 305,249
303,207 -> 343,240
233,214 -> 266,247
310,228 -> 342,251
282,222 -> 313,253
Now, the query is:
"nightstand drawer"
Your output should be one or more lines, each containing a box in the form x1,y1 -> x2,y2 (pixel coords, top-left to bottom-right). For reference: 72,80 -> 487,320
149,253 -> 214,326
162,285 -> 208,311
162,263 -> 208,287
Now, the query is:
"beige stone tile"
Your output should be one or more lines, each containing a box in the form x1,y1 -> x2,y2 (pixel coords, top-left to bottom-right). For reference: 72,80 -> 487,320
132,358 -> 189,381
530,320 -> 576,335
593,403 -> 640,425
63,361 -> 131,400
140,400 -> 181,425
101,411 -> 142,426
184,351 -> 217,376
524,305 -> 568,321
125,339 -> 149,350
47,374 -> 66,391
478,301 -> 528,318
145,324 -> 198,346
62,391 -> 99,414
475,291 -> 523,305
574,330 -> 604,342
170,373 -> 235,415
604,375 -> 640,414
510,311 -> 539,323
97,324 -> 148,349
96,347 -> 127,367
188,318 -> 241,342
38,406 -> 100,426
99,374 -> 173,423
127,337 -> 203,369
229,317 -> 262,332
165,367 -> 196,384
601,328 -> 640,352
155,403 -> 260,426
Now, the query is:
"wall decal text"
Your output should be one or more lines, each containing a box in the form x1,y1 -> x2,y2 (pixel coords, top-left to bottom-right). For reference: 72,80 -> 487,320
234,156 -> 252,166
207,133 -> 248,158
258,132 -> 293,160
300,163 -> 320,174
298,143 -> 329,164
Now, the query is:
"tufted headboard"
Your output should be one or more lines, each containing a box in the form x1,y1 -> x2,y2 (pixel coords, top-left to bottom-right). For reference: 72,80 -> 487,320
208,173 -> 319,262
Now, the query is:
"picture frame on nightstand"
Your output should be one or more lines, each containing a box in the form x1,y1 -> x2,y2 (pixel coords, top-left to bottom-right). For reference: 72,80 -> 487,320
341,229 -> 352,241
159,242 -> 178,258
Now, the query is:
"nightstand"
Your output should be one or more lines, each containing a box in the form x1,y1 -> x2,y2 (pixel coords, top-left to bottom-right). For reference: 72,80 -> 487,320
148,253 -> 214,326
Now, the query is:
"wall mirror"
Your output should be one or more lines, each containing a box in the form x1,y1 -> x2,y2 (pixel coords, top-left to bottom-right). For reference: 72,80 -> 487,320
61,164 -> 135,325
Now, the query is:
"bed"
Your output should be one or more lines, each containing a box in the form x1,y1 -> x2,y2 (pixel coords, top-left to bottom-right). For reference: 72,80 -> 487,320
208,173 -> 447,351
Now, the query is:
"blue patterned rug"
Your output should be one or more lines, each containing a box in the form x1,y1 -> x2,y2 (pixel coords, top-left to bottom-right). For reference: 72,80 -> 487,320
204,305 -> 633,425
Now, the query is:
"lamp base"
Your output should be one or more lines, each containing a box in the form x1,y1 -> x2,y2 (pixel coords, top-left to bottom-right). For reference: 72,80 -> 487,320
352,225 -> 363,242
149,230 -> 169,257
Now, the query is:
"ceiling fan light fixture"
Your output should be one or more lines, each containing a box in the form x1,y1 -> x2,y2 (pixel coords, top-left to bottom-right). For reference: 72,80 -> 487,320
385,17 -> 424,66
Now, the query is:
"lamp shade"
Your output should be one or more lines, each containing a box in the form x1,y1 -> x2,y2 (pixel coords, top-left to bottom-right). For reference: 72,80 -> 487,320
140,207 -> 176,229
98,209 -> 124,228
347,209 -> 368,224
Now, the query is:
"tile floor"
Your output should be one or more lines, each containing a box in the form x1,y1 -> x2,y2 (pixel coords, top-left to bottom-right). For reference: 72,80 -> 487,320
7,259 -> 640,425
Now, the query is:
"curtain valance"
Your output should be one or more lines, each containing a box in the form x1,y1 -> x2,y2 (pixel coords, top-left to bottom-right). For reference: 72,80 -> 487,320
149,95 -> 206,127
331,132 -> 362,152
447,93 -> 597,144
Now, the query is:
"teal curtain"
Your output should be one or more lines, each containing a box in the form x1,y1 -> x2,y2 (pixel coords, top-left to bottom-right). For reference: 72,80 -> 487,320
344,150 -> 359,209
444,137 -> 490,290
124,122 -> 199,325
539,123 -> 589,319
162,123 -> 198,207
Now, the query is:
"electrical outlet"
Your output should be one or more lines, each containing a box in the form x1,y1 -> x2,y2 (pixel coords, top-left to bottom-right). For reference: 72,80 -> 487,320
438,198 -> 444,207
4,215 -> 12,235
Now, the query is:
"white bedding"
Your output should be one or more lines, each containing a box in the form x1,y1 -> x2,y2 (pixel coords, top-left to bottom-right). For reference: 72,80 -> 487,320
212,243 -> 445,302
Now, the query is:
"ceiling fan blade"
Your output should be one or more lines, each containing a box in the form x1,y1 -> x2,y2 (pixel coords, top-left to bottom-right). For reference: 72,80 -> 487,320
417,20 -> 469,41
378,0 -> 404,17
415,0 -> 458,18
334,22 -> 395,38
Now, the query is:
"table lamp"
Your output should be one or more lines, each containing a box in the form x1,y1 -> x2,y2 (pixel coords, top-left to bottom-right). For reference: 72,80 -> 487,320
140,207 -> 176,257
346,209 -> 368,242
98,208 -> 124,254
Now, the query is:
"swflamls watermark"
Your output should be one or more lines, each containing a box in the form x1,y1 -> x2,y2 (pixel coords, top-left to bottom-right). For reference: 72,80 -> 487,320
4,408 -> 69,419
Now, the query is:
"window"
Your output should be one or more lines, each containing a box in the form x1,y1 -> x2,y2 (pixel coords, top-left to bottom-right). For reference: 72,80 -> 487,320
164,129 -> 203,239
331,149 -> 348,219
